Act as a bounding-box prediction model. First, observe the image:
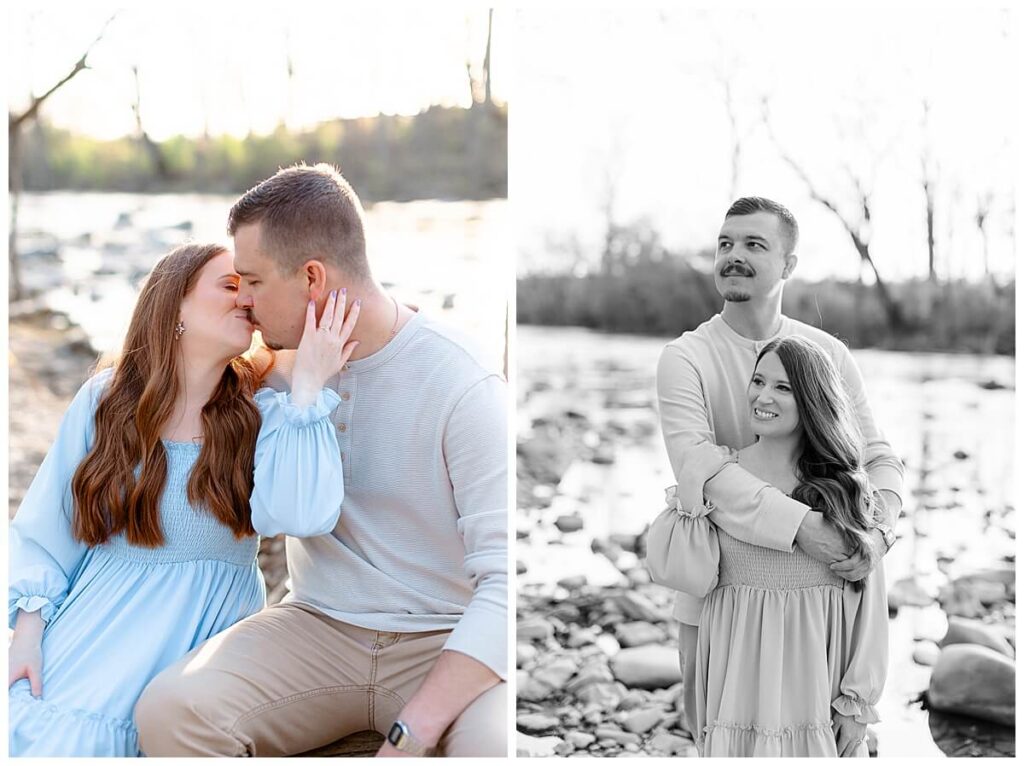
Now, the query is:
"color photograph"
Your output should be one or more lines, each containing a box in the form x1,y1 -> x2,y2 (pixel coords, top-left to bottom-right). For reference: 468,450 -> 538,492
8,3 -> 508,757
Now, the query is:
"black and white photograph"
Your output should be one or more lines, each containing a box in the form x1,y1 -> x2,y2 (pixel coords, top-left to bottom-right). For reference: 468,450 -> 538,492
515,7 -> 1015,758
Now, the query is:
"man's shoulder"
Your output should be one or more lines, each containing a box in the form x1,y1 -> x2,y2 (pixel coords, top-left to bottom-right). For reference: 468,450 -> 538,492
414,314 -> 505,382
662,316 -> 721,360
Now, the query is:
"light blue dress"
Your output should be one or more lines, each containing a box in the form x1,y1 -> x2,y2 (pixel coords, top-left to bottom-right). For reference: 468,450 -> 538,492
8,368 -> 345,757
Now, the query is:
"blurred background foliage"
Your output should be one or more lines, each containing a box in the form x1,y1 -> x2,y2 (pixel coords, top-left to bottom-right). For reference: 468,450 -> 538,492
517,221 -> 1014,355
15,104 -> 507,200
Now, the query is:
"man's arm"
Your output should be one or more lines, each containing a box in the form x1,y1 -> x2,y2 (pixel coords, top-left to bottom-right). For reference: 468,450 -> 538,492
377,651 -> 500,757
656,343 -> 811,551
378,375 -> 507,755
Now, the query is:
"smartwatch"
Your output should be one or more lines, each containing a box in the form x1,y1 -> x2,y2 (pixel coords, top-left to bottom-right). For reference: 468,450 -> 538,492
387,720 -> 430,756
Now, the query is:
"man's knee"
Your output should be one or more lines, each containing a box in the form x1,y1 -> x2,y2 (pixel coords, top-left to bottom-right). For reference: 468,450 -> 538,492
135,664 -> 233,756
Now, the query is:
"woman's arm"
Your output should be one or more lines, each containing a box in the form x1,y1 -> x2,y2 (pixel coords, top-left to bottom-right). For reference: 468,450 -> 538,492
831,559 -> 889,754
9,371 -> 107,694
249,290 -> 358,537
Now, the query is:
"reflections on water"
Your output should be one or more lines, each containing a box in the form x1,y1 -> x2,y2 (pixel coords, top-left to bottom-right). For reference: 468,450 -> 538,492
16,193 -> 508,369
517,324 -> 1014,757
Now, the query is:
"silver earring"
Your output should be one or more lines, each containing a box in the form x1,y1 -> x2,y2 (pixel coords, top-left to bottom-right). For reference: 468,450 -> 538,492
175,321 -> 185,339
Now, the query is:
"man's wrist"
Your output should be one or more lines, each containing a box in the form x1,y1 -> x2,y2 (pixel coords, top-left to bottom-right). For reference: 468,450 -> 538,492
872,524 -> 896,554
386,720 -> 434,755
391,709 -> 446,749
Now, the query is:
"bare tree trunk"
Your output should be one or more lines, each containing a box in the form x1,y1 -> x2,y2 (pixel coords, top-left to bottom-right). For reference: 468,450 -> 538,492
483,9 -> 493,107
131,65 -> 171,183
763,105 -> 904,331
975,193 -> 992,282
8,13 -> 117,300
921,101 -> 938,282
9,128 -> 24,300
721,78 -> 741,201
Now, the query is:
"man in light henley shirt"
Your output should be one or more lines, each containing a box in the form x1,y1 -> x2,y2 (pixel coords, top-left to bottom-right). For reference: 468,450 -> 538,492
136,164 -> 507,757
655,196 -> 904,742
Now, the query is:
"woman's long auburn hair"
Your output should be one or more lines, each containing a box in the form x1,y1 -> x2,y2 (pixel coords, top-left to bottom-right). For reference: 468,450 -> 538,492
755,336 -> 878,590
71,243 -> 272,547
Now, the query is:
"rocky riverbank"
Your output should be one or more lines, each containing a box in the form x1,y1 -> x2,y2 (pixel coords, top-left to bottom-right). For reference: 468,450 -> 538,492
516,326 -> 1015,758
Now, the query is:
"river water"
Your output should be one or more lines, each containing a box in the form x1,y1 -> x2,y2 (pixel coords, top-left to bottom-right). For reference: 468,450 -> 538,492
14,192 -> 509,369
517,324 -> 1015,757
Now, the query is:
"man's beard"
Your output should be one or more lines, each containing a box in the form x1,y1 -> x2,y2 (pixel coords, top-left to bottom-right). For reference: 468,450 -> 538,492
722,290 -> 751,302
264,338 -> 285,351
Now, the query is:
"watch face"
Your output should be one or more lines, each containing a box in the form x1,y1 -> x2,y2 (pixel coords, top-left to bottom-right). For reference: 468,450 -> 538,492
387,722 -> 405,747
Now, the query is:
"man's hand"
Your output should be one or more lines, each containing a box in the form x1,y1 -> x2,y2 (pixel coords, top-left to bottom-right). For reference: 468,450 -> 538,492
829,528 -> 886,582
832,710 -> 867,757
794,511 -> 849,563
374,650 -> 501,757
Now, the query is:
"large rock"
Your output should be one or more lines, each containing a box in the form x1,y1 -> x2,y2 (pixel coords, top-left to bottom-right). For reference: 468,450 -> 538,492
566,731 -> 597,749
614,621 -> 666,648
928,644 -> 1015,726
938,617 -> 1014,658
888,576 -> 936,610
517,642 -> 539,667
622,706 -> 665,734
648,731 -> 696,756
593,725 -> 641,745
518,616 -> 554,641
516,732 -> 562,757
533,656 -> 579,689
555,514 -> 585,533
912,641 -> 941,666
610,646 -> 681,690
516,712 -> 561,733
612,591 -> 670,623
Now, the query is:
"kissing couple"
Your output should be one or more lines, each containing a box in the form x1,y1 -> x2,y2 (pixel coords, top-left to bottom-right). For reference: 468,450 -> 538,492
9,163 -> 508,757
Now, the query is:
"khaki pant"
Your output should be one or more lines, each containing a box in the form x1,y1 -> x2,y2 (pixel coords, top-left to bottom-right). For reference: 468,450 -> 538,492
135,602 -> 506,757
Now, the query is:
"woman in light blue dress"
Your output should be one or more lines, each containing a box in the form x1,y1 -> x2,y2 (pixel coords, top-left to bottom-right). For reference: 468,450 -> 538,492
8,242 -> 361,756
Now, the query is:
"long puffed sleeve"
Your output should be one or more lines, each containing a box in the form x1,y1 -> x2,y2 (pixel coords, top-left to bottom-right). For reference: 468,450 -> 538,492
9,370 -> 109,628
832,558 -> 889,724
439,375 -> 508,680
250,387 -> 345,538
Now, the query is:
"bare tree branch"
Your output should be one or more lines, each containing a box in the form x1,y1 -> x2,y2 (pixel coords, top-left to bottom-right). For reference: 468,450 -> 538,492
9,12 -> 117,133
761,97 -> 904,330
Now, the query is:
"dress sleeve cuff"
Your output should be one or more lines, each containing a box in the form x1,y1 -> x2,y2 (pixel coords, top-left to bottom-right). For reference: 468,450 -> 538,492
255,388 -> 342,426
9,595 -> 57,629
673,592 -> 705,625
831,693 -> 880,724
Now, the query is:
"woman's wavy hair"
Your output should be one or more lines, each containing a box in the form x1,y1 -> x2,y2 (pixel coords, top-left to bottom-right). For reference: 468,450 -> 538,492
755,336 -> 878,589
71,243 -> 272,547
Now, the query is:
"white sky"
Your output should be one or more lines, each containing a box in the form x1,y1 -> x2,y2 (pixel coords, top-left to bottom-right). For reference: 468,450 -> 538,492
512,6 -> 1017,283
9,2 -> 504,141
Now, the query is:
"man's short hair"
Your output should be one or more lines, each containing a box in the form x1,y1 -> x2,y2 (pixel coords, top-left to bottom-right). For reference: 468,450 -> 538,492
725,196 -> 799,256
228,163 -> 370,280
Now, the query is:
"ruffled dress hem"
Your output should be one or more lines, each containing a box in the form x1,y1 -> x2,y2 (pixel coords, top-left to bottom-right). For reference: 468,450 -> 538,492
702,720 -> 837,757
9,687 -> 139,757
